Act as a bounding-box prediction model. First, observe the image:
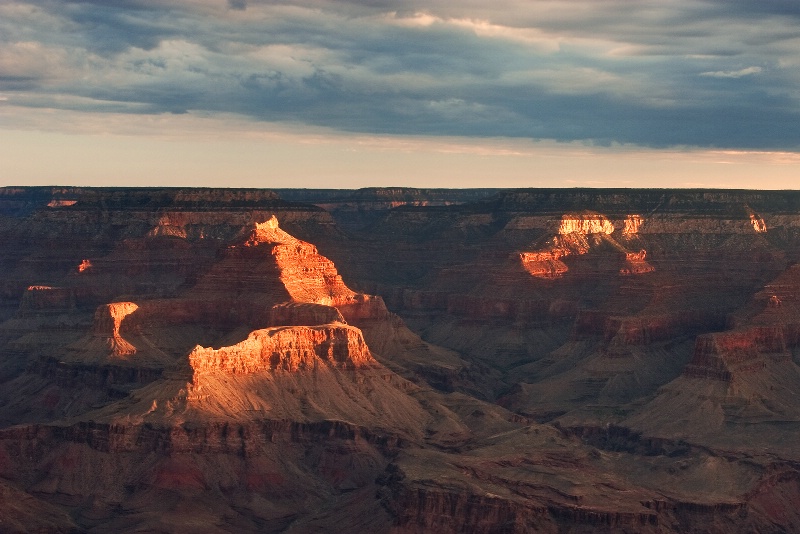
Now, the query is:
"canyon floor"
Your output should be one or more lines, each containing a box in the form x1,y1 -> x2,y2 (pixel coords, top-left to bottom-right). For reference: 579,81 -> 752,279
1,186 -> 800,533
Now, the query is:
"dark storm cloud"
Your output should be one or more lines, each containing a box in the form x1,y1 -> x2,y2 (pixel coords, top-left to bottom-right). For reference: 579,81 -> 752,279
2,0 -> 800,149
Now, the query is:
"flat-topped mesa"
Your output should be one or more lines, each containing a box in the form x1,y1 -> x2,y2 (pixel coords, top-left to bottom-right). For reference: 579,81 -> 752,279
188,324 -> 375,374
684,327 -> 789,382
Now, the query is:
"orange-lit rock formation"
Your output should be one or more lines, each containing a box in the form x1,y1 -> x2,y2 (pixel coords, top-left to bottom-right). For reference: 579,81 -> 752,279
620,249 -> 655,275
519,212 -> 654,278
746,206 -> 768,233
191,216 -> 387,322
558,213 -> 615,235
519,250 -> 568,278
750,214 -> 767,233
623,214 -> 644,235
249,217 -> 359,308
189,324 -> 374,374
84,302 -> 139,357
76,259 -> 92,273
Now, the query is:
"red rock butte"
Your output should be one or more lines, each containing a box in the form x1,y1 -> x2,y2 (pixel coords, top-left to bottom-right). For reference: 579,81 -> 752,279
189,324 -> 375,374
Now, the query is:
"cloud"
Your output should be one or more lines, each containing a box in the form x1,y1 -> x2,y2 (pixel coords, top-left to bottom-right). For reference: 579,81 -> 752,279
2,0 -> 800,150
700,66 -> 762,78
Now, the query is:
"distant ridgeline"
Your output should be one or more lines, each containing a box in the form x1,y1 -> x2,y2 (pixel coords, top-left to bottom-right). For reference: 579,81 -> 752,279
0,186 -> 294,214
4,185 -> 800,215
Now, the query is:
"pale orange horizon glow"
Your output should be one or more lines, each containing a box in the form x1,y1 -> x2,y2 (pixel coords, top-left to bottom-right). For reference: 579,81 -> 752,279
1,108 -> 798,190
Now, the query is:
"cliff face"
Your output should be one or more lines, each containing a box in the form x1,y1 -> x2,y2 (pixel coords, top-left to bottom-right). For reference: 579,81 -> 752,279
83,302 -> 139,357
189,324 -> 374,374
3,187 -> 800,533
519,212 -> 654,279
684,327 -> 788,381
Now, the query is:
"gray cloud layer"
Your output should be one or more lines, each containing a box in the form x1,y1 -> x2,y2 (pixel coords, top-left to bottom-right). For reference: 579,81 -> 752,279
2,0 -> 800,149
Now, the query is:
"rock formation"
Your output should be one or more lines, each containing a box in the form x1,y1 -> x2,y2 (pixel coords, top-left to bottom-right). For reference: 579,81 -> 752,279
519,211 -> 654,278
80,302 -> 139,358
188,324 -> 374,374
623,214 -> 644,235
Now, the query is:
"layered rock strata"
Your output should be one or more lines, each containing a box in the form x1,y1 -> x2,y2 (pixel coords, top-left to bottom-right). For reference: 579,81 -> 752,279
80,302 -> 139,358
189,324 -> 375,374
3,187 -> 800,533
682,264 -> 800,382
684,328 -> 789,381
519,212 -> 654,279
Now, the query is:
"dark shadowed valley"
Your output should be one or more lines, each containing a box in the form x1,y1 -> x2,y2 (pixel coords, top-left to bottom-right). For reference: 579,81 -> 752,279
1,186 -> 800,533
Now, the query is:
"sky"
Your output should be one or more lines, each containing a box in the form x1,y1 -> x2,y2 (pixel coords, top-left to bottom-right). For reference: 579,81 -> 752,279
2,0 -> 800,189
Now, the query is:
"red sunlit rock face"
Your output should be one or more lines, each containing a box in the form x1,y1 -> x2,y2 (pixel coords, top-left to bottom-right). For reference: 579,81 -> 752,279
189,324 -> 375,374
3,187 -> 800,533
84,302 -> 139,357
519,211 -> 655,278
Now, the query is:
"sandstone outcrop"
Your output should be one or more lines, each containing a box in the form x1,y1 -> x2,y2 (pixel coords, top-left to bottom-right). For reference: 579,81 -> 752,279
623,214 -> 644,235
519,250 -> 568,278
746,205 -> 768,233
620,249 -> 655,275
558,212 -> 615,235
189,324 -> 375,374
191,215 -> 388,323
81,302 -> 139,358
518,211 -> 655,279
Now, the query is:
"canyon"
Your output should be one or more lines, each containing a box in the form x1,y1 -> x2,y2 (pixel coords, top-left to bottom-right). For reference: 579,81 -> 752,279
1,186 -> 800,532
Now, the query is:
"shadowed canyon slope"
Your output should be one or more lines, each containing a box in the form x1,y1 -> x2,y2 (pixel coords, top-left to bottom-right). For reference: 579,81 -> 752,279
2,186 -> 800,533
